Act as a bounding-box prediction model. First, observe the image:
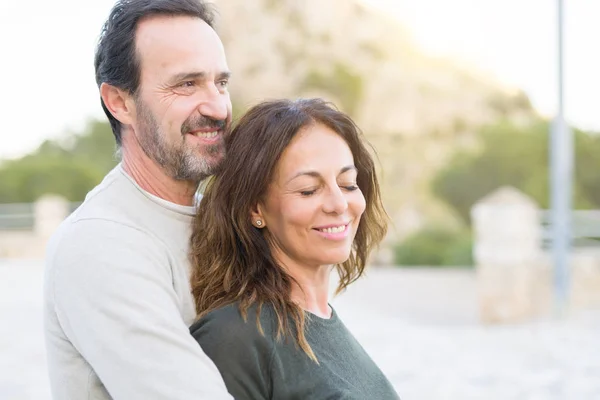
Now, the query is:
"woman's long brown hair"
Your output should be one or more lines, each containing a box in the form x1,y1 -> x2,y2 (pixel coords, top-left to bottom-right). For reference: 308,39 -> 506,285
190,98 -> 388,362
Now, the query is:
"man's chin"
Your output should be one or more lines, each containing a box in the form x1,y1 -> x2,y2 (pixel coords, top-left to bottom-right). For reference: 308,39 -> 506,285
192,154 -> 226,177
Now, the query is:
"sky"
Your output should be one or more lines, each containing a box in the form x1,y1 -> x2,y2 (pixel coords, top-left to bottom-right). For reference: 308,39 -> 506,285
362,0 -> 600,128
0,0 -> 598,160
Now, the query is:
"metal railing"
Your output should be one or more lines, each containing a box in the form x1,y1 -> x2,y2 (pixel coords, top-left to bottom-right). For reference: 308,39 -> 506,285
0,201 -> 81,231
0,203 -> 36,230
540,210 -> 600,248
1,202 -> 599,248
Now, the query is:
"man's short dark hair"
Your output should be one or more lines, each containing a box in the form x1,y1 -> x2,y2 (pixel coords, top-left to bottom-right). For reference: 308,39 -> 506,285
94,0 -> 215,145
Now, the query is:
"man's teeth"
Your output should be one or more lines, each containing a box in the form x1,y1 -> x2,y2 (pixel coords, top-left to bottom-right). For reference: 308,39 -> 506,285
319,225 -> 346,233
193,131 -> 218,138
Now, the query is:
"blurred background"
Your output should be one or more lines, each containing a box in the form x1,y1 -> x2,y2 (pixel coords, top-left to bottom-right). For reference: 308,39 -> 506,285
1,0 -> 600,399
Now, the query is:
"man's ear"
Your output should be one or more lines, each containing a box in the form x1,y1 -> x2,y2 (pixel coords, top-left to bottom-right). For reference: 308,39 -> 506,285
100,82 -> 135,126
250,203 -> 266,228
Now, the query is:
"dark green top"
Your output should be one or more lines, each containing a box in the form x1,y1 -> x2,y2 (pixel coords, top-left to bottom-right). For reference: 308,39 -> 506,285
190,303 -> 400,400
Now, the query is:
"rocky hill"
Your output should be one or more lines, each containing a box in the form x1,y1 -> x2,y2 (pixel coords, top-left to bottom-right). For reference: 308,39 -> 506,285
210,0 -> 536,247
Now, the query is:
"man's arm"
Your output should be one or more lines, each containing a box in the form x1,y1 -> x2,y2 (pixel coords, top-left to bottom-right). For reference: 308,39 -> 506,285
49,219 -> 232,399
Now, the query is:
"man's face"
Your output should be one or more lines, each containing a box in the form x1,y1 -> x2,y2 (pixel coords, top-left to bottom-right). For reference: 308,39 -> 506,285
132,15 -> 232,181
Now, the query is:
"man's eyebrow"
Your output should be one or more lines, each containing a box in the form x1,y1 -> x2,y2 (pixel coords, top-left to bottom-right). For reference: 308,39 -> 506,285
169,70 -> 231,84
286,165 -> 357,184
216,71 -> 232,81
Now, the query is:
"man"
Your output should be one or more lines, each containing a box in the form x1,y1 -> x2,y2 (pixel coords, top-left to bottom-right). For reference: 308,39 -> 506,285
43,0 -> 233,398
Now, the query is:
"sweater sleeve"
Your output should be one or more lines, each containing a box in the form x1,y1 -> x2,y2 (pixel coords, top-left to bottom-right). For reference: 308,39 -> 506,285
191,304 -> 275,400
49,218 -> 232,400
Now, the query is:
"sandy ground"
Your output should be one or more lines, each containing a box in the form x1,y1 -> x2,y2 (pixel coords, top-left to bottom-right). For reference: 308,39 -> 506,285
1,259 -> 599,400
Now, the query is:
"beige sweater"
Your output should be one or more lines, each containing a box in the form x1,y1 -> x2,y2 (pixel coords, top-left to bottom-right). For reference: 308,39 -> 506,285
43,165 -> 232,399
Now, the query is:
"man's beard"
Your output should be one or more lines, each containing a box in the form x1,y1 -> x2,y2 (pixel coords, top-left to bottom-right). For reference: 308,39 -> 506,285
135,98 -> 226,182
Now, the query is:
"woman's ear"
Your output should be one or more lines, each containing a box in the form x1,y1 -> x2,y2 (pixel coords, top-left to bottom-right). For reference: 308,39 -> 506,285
250,203 -> 266,228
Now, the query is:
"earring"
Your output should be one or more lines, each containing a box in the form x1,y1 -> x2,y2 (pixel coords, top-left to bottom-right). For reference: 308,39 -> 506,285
256,220 -> 263,227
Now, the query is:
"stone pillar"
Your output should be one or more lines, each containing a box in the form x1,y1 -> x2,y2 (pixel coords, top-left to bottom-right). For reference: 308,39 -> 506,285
34,195 -> 70,239
471,186 -> 542,324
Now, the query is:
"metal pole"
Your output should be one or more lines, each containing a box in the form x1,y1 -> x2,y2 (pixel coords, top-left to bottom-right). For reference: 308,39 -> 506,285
550,0 -> 572,316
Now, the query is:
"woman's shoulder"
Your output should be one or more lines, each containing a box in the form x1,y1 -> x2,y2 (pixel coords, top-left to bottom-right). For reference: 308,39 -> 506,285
190,302 -> 278,347
189,303 -> 245,332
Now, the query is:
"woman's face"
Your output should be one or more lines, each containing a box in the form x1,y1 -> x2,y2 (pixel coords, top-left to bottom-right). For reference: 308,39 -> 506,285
254,123 -> 366,270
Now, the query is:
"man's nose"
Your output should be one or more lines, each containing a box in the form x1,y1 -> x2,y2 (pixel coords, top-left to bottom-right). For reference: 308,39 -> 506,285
197,87 -> 229,122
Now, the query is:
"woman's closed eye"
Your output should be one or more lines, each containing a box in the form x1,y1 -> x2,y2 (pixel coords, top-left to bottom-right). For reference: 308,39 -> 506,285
300,189 -> 317,197
299,184 -> 358,197
339,179 -> 359,191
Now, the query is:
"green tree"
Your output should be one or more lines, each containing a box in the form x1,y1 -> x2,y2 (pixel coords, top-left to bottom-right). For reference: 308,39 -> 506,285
432,119 -> 597,223
69,120 -> 119,174
574,129 -> 600,207
0,157 -> 104,203
302,63 -> 364,116
393,226 -> 473,267
0,119 -> 118,203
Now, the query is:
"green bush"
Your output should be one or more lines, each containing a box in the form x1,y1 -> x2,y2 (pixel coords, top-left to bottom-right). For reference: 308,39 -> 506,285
441,232 -> 474,266
432,119 -> 600,223
393,226 -> 473,267
0,120 -> 118,204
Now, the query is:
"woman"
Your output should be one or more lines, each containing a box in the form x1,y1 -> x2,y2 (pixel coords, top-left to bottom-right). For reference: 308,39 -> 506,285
189,98 -> 400,399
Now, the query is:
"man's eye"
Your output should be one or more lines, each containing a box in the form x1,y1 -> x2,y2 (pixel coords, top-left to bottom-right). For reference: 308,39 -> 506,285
179,81 -> 195,88
300,190 -> 316,196
217,80 -> 229,88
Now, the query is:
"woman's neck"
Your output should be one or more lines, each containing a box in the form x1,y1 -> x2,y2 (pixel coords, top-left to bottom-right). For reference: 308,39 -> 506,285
285,262 -> 333,319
